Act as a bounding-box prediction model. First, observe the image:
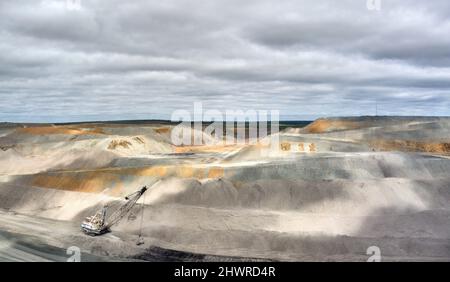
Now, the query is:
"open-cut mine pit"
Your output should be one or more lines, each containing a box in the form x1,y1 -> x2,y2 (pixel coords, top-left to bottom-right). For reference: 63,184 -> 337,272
1,117 -> 450,261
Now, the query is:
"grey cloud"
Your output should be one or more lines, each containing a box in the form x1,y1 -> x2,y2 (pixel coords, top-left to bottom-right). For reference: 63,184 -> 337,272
0,0 -> 450,122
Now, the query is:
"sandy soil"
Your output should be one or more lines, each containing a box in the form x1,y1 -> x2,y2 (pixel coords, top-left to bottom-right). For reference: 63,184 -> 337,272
1,117 -> 450,261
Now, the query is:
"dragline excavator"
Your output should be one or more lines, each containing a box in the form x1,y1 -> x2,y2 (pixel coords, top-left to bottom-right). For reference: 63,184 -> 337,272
81,186 -> 148,236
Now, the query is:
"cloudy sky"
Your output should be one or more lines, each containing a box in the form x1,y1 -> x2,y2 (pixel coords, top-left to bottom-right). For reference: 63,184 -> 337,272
1,0 -> 450,122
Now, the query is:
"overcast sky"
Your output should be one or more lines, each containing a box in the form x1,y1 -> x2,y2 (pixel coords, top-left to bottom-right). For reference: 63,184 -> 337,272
1,0 -> 450,122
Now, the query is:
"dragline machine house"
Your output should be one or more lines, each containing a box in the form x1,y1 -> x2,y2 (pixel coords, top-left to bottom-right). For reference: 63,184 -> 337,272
81,186 -> 148,236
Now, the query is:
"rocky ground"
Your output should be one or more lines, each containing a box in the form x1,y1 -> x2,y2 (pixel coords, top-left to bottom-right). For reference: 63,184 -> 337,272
0,117 -> 449,261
